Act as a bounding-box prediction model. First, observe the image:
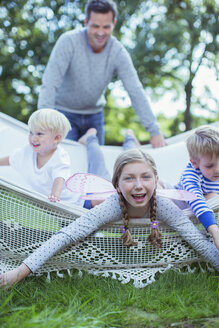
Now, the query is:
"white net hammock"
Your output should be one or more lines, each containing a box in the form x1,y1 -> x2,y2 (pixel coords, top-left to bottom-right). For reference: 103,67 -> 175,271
0,112 -> 219,288
1,178 -> 219,288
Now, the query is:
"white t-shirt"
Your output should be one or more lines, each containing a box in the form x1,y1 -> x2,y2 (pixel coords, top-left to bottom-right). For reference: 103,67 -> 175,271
9,144 -> 82,205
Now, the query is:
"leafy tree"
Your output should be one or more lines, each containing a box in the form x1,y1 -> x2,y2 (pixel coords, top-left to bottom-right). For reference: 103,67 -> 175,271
0,0 -> 86,121
104,91 -> 151,144
125,0 -> 219,131
0,0 -> 218,144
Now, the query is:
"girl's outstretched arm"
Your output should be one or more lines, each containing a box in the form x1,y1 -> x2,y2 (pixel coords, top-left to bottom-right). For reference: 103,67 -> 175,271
24,194 -> 121,272
156,196 -> 219,271
0,194 -> 122,287
0,263 -> 31,288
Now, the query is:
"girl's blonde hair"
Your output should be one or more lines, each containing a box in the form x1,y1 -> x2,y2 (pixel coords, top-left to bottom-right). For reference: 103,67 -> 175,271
112,148 -> 162,248
28,108 -> 71,141
186,125 -> 219,161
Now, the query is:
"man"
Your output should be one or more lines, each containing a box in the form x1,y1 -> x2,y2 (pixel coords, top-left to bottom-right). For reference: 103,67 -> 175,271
38,0 -> 166,147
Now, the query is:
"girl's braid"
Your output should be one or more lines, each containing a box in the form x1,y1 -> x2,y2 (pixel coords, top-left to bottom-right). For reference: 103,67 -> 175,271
118,192 -> 137,247
147,190 -> 162,248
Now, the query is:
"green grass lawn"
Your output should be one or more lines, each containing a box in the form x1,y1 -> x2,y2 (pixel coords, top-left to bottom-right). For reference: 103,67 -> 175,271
1,266 -> 218,328
1,189 -> 219,327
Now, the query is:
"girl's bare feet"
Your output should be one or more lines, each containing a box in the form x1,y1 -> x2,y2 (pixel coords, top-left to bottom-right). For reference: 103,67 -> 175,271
0,264 -> 31,288
125,129 -> 141,147
78,128 -> 97,145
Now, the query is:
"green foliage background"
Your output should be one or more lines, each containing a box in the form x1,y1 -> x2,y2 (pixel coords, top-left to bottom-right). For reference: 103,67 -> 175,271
0,0 -> 218,144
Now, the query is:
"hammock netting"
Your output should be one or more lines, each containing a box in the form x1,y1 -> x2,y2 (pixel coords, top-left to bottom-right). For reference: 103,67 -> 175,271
1,178 -> 218,288
1,113 -> 219,287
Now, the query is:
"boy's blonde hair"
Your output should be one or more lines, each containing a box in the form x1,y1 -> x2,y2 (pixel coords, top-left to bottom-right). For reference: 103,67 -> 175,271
28,108 -> 71,140
112,148 -> 162,248
186,125 -> 219,161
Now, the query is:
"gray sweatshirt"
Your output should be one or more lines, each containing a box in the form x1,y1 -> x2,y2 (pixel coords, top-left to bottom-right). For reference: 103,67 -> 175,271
38,28 -> 160,136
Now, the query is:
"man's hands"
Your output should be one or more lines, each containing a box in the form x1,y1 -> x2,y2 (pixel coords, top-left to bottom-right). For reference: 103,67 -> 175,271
150,134 -> 167,148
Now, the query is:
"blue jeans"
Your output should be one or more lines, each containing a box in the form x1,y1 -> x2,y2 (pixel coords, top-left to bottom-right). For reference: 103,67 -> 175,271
86,134 -> 138,180
57,109 -> 105,145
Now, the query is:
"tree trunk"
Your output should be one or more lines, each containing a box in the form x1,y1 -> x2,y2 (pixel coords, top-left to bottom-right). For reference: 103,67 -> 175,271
184,81 -> 192,131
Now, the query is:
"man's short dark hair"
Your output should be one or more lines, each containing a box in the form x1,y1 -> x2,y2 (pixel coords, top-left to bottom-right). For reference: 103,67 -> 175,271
85,0 -> 117,21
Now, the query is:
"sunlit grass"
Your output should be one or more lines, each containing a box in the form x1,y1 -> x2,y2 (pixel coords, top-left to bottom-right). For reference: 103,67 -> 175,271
1,267 -> 219,328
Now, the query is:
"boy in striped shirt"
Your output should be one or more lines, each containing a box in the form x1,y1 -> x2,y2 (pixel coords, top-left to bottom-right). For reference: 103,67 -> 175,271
175,126 -> 219,249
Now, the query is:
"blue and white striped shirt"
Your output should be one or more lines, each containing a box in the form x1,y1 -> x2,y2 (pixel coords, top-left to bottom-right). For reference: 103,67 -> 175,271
175,162 -> 219,229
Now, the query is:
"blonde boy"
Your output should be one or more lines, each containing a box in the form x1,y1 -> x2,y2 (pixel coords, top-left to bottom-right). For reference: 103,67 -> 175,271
0,108 -> 80,204
175,126 -> 219,249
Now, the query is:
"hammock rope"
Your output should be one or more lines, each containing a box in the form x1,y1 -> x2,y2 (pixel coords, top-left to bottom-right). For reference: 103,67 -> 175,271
1,178 -> 218,288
